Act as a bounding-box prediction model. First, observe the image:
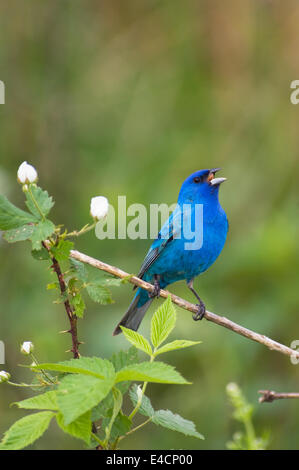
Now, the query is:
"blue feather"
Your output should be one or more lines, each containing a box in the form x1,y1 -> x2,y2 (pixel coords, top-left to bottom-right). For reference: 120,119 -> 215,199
113,169 -> 228,335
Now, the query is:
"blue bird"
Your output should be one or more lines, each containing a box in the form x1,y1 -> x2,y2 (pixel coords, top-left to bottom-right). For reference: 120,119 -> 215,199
113,168 -> 228,335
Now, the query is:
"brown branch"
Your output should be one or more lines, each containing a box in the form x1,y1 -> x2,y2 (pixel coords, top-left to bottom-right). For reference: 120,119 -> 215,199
69,249 -> 299,361
43,242 -> 80,359
259,390 -> 299,403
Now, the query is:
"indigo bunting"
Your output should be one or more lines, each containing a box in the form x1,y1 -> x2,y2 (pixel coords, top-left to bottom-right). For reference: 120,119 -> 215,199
113,169 -> 228,335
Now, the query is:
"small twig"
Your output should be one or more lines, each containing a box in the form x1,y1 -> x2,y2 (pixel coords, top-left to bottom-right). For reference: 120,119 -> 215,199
43,242 -> 80,359
68,249 -> 299,361
258,390 -> 299,403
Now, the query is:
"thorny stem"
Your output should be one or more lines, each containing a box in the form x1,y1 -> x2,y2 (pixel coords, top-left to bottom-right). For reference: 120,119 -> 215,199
42,242 -> 80,359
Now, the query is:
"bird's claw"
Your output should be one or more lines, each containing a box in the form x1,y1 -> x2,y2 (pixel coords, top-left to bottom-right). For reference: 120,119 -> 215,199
149,279 -> 161,298
193,301 -> 206,321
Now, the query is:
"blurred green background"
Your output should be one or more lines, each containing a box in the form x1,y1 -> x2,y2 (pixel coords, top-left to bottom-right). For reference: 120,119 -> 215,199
0,0 -> 299,450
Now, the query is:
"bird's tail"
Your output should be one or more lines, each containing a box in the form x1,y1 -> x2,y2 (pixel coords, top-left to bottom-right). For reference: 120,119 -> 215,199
113,288 -> 153,336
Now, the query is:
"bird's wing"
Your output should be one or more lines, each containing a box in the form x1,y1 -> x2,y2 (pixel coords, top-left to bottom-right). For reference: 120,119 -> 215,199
137,204 -> 181,280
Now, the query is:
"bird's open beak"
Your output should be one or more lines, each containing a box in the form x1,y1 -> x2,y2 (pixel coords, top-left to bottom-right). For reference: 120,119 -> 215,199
208,168 -> 227,186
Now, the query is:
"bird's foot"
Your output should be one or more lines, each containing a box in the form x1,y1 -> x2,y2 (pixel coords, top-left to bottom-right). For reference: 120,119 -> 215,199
193,301 -> 206,321
149,277 -> 161,298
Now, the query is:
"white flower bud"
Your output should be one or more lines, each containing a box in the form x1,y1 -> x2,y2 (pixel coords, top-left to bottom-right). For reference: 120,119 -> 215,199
90,196 -> 109,221
0,371 -> 10,383
20,341 -> 34,355
136,385 -> 143,402
17,161 -> 38,184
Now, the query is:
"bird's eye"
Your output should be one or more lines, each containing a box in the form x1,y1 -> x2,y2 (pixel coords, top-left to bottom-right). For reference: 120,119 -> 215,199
193,176 -> 201,183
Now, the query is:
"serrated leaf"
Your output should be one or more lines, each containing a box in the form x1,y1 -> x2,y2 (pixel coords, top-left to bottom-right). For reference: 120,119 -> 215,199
104,388 -> 123,442
110,347 -> 139,394
31,246 -> 50,260
50,239 -> 74,262
33,357 -> 115,381
56,411 -> 92,445
101,411 -> 132,441
86,283 -> 113,304
154,340 -> 201,357
13,391 -> 58,411
0,411 -> 55,450
70,292 -> 86,318
0,195 -> 37,230
70,258 -> 88,282
91,393 -> 114,421
120,327 -> 152,356
151,296 -> 176,348
152,409 -> 204,440
3,224 -> 35,243
30,219 -> 55,250
128,386 -> 204,440
102,277 -> 124,287
57,375 -> 113,424
109,412 -> 132,439
25,185 -> 54,219
115,361 -> 190,385
129,384 -> 155,417
110,347 -> 138,372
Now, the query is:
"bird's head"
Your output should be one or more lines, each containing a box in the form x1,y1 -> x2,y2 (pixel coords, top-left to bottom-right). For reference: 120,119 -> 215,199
178,168 -> 227,204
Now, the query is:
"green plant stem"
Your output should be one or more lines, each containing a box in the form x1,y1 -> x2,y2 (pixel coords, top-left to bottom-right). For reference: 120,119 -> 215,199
91,432 -> 105,449
27,185 -> 46,221
244,416 -> 256,450
129,355 -> 154,420
66,222 -> 97,238
119,418 -> 151,441
30,353 -> 56,385
7,381 -> 46,388
103,388 -> 122,447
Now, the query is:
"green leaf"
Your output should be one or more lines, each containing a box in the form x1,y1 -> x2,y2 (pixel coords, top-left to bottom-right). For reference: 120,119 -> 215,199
100,411 -> 132,442
0,195 -> 37,230
109,412 -> 132,440
91,393 -> 114,421
31,246 -> 50,260
25,185 -> 54,219
30,219 -> 55,250
50,239 -> 74,262
129,384 -> 155,417
115,361 -> 190,385
70,292 -> 86,318
86,283 -> 113,304
70,258 -> 88,282
33,357 -> 115,380
104,388 -> 123,443
57,374 -> 114,424
110,347 -> 139,394
151,296 -> 176,348
56,411 -> 92,445
101,277 -> 124,287
110,347 -> 138,372
152,410 -> 204,440
128,386 -> 204,440
154,340 -> 201,357
3,224 -> 35,243
13,391 -> 58,411
120,327 -> 152,356
0,411 -> 55,450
